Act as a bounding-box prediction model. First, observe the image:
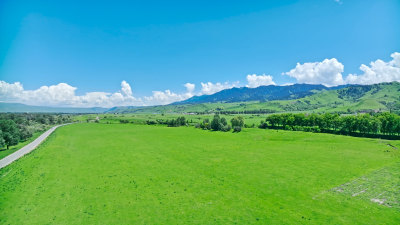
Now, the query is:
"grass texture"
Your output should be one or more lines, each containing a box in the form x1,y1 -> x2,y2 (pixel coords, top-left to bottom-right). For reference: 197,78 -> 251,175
0,123 -> 399,224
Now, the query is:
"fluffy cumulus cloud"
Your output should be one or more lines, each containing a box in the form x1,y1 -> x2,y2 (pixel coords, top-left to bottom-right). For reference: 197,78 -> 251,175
284,58 -> 345,87
120,80 -> 133,96
0,81 -> 25,102
0,81 -> 143,107
345,52 -> 400,84
246,74 -> 276,88
143,83 -> 196,105
200,81 -> 239,95
4,52 -> 399,108
184,83 -> 195,93
0,81 -> 200,107
284,52 -> 400,86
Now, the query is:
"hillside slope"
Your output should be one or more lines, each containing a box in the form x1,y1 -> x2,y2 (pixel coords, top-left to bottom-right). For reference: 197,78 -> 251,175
110,82 -> 400,114
175,84 -> 335,104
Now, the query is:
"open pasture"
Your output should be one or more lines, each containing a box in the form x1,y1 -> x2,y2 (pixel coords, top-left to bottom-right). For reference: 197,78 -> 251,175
77,113 -> 264,127
0,123 -> 399,224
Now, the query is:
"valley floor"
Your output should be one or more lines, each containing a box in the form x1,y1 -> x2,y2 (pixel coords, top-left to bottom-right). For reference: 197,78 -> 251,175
0,124 -> 399,224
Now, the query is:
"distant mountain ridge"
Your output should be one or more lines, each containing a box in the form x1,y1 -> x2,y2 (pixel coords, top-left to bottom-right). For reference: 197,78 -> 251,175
108,82 -> 400,114
2,82 -> 399,114
0,103 -> 109,113
175,83 -> 345,104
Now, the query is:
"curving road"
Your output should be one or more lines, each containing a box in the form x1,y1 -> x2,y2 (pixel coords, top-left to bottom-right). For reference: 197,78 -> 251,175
0,123 -> 71,170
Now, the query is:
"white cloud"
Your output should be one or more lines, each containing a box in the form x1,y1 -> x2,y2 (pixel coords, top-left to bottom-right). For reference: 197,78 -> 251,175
143,83 -> 196,105
0,80 -> 196,107
246,74 -> 276,88
284,58 -> 345,87
144,90 -> 182,105
0,80 -> 143,108
200,81 -> 239,95
345,52 -> 400,85
0,81 -> 24,101
121,80 -> 133,96
5,52 -> 398,108
0,80 -> 201,107
184,83 -> 195,94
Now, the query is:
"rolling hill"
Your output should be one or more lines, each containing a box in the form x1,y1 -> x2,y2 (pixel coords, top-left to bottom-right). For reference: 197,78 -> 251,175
174,83 -> 339,104
2,82 -> 399,114
109,82 -> 400,114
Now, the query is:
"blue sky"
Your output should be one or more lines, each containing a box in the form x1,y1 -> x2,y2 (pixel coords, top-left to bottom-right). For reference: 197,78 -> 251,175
0,0 -> 399,107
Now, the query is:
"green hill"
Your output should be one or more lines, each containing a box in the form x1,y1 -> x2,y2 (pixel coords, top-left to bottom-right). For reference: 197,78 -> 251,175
175,83 -> 336,104
2,82 -> 399,114
110,82 -> 400,114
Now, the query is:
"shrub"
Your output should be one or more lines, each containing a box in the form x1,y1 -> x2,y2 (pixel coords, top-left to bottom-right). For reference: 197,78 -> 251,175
221,124 -> 232,132
284,125 -> 292,130
231,116 -> 245,128
303,127 -> 313,132
259,122 -> 268,129
18,125 -> 33,141
312,127 -> 321,133
120,119 -> 129,124
211,114 -> 222,131
146,120 -> 157,125
292,125 -> 304,131
233,126 -> 242,133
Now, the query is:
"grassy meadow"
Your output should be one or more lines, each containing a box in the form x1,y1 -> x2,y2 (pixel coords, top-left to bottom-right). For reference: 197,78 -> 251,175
1,123 -> 399,224
76,113 -> 265,127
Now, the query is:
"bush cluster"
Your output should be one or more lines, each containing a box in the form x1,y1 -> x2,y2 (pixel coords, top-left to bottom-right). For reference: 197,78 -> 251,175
259,112 -> 400,136
167,116 -> 187,127
145,116 -> 187,127
0,113 -> 72,149
196,115 -> 244,132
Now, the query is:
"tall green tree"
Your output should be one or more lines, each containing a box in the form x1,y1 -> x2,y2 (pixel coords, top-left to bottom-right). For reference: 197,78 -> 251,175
211,114 -> 222,131
0,119 -> 20,149
231,116 -> 245,128
0,130 -> 5,149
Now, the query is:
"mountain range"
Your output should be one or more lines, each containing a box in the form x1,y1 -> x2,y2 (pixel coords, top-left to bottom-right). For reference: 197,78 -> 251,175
0,103 -> 109,113
1,82 -> 399,114
109,82 -> 400,114
174,84 -> 346,104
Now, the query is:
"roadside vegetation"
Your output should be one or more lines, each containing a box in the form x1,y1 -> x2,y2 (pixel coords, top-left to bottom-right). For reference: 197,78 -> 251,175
0,113 -> 73,153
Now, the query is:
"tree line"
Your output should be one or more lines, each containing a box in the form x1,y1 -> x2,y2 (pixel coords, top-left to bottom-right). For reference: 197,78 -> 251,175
124,111 -> 400,138
195,115 -> 245,132
0,113 -> 72,150
145,116 -> 187,127
259,112 -> 400,137
217,109 -> 277,114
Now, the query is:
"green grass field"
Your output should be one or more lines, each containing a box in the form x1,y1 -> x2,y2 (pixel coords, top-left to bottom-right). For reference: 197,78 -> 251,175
1,124 -> 399,224
76,113 -> 265,128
